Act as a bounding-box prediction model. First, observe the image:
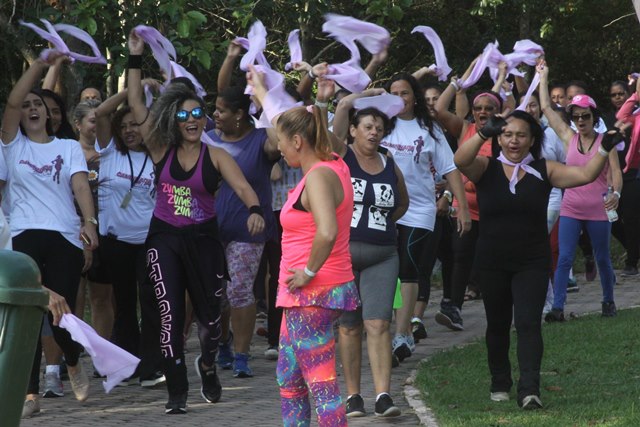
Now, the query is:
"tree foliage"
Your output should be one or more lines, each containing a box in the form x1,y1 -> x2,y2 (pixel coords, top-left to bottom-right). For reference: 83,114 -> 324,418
1,0 -> 639,112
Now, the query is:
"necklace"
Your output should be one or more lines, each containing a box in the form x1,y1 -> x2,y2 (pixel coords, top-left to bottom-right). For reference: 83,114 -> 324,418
577,134 -> 596,154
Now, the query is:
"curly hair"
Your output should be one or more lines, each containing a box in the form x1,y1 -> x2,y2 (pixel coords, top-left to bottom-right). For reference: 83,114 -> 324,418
147,83 -> 205,148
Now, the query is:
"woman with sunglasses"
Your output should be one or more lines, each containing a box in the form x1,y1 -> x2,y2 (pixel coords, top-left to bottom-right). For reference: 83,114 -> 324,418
329,88 -> 409,417
383,73 -> 470,363
433,60 -> 509,322
606,80 -> 640,278
127,30 -> 264,414
455,109 -> 621,409
206,85 -> 280,378
538,62 -> 622,320
1,52 -> 98,417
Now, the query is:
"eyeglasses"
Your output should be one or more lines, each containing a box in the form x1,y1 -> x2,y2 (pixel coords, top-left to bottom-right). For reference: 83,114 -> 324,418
473,105 -> 495,112
571,113 -> 592,121
610,92 -> 626,98
175,107 -> 205,122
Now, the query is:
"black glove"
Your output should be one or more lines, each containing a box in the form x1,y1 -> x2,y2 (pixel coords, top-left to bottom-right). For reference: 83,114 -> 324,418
601,128 -> 624,152
478,116 -> 507,140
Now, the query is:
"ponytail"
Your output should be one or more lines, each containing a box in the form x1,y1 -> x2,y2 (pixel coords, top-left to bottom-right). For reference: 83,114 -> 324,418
278,105 -> 333,161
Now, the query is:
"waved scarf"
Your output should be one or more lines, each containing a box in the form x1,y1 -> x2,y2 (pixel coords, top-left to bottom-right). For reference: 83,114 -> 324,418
133,25 -> 177,82
497,152 -> 543,194
411,26 -> 452,81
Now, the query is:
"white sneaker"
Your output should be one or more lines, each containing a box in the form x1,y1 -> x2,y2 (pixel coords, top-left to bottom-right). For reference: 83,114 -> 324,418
392,335 -> 411,362
43,372 -> 64,397
405,334 -> 416,353
264,346 -> 279,360
21,398 -> 40,418
68,361 -> 90,401
490,392 -> 510,402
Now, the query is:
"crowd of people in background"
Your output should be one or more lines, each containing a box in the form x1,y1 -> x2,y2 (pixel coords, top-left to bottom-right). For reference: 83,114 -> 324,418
1,13 -> 638,426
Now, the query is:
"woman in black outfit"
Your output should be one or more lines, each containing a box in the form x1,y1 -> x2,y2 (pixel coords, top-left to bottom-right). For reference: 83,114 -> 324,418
454,110 -> 620,409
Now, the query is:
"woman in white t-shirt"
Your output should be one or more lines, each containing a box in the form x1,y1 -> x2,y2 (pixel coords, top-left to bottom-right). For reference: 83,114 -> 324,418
381,73 -> 470,363
1,54 -> 98,417
93,89 -> 164,387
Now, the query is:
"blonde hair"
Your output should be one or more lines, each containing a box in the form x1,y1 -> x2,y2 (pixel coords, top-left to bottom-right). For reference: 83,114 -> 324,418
277,105 -> 332,161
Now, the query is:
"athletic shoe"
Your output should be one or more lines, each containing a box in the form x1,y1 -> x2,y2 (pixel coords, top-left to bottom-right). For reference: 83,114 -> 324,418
392,335 -> 411,362
621,266 -> 639,277
566,277 -> 579,293
584,256 -> 596,281
411,318 -> 427,342
520,395 -> 543,410
233,352 -> 253,378
140,371 -> 166,388
391,353 -> 400,368
21,398 -> 40,418
490,392 -> 510,402
217,333 -> 234,370
406,333 -> 416,353
256,299 -> 268,319
345,394 -> 366,417
544,308 -> 565,323
435,302 -> 464,331
374,393 -> 401,417
194,355 -> 222,403
165,393 -> 187,414
117,375 -> 140,387
68,361 -> 90,402
43,372 -> 64,398
602,301 -> 617,317
264,346 -> 279,360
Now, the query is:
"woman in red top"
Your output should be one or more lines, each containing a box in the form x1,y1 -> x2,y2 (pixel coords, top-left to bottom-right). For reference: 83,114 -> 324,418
248,66 -> 359,427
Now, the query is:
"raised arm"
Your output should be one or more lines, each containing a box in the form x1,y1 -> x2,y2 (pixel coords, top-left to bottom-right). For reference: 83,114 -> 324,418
42,55 -> 67,91
364,46 -> 388,81
95,89 -> 128,148
455,88 -> 470,120
218,40 -> 243,93
210,146 -> 265,236
537,62 -> 574,147
332,88 -> 385,144
454,116 -> 505,182
435,58 -> 477,138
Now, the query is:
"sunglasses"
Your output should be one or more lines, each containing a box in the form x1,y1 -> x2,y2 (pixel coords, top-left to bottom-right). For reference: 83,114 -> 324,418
610,92 -> 626,98
571,113 -> 592,121
175,107 -> 205,122
473,105 -> 495,112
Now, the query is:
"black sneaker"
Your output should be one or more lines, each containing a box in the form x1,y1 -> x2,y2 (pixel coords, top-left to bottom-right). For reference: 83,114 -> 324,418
621,266 -> 639,277
435,303 -> 464,331
520,394 -> 543,410
602,301 -> 617,317
392,335 -> 412,362
566,278 -> 579,293
165,393 -> 187,414
194,355 -> 222,403
544,308 -> 565,323
345,394 -> 366,417
375,393 -> 401,417
411,319 -> 427,342
391,353 -> 400,368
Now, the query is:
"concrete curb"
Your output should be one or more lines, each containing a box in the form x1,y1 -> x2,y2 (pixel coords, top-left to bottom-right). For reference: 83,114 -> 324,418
404,366 -> 440,426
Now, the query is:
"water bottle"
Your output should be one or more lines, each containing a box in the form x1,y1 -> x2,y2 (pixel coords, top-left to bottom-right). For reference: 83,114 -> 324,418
604,186 -> 619,222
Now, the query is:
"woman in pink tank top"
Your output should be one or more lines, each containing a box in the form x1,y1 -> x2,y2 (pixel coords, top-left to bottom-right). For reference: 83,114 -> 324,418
249,67 -> 359,427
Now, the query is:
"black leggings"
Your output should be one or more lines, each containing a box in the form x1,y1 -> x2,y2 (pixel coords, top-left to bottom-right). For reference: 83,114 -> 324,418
100,235 -> 162,378
13,230 -> 83,395
145,231 -> 224,396
477,267 -> 547,401
450,220 -> 479,309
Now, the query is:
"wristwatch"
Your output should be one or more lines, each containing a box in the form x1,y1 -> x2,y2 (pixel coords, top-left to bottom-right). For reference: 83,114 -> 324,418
443,190 -> 453,203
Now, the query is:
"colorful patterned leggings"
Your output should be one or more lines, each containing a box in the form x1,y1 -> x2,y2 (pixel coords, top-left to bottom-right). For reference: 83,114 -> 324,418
277,306 -> 347,427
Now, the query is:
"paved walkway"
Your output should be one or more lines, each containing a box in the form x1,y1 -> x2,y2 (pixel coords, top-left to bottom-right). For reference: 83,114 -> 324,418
19,271 -> 640,426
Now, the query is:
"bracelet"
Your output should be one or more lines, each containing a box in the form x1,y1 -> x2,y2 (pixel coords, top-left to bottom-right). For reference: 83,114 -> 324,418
597,146 -> 610,157
303,266 -> 316,278
308,69 -> 317,80
314,100 -> 328,108
450,81 -> 460,91
613,190 -> 621,199
504,91 -> 513,97
443,190 -> 453,203
85,216 -> 98,225
249,205 -> 264,217
127,55 -> 142,69
477,130 -> 488,141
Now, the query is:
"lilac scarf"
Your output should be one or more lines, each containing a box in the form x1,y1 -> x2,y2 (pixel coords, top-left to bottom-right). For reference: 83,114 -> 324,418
321,14 -> 390,55
353,93 -> 405,118
133,25 -> 177,82
497,152 -> 543,194
284,29 -> 302,71
20,19 -> 106,64
516,73 -> 541,111
411,26 -> 451,81
170,60 -> 207,98
59,314 -> 139,393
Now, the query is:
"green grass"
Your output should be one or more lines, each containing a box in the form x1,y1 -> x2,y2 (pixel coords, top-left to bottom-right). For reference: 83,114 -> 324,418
415,308 -> 640,426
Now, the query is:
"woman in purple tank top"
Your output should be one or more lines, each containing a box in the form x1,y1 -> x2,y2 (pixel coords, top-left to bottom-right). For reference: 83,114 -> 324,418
126,30 -> 265,415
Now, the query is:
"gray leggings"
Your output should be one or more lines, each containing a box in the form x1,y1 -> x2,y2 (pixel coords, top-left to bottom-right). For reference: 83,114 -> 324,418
340,242 -> 398,327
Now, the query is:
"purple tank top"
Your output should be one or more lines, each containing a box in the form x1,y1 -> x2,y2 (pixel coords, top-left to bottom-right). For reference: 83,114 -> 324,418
153,144 -> 216,227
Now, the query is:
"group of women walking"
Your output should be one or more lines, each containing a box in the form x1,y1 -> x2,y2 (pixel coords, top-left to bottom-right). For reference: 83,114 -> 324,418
3,16 -> 635,427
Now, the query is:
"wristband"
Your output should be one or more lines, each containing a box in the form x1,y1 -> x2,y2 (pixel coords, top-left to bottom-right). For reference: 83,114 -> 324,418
249,205 -> 264,217
443,190 -> 453,203
303,266 -> 316,278
477,130 -> 488,141
504,91 -> 513,97
127,55 -> 142,69
314,100 -> 328,108
613,191 -> 621,199
308,69 -> 317,80
450,81 -> 460,91
85,216 -> 98,225
597,146 -> 610,157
